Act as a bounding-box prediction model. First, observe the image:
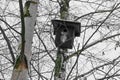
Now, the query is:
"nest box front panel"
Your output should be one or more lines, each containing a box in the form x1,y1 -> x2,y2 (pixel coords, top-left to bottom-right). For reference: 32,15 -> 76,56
55,26 -> 75,49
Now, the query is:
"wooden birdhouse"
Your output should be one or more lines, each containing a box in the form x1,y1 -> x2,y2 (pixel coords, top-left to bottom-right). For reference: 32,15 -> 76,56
52,19 -> 81,49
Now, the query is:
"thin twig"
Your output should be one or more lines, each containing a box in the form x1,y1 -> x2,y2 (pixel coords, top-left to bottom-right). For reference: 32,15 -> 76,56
18,0 -> 25,55
0,26 -> 15,64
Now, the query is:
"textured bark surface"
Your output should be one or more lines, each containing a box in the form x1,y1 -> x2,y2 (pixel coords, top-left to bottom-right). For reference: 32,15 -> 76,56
11,0 -> 38,80
54,0 -> 70,80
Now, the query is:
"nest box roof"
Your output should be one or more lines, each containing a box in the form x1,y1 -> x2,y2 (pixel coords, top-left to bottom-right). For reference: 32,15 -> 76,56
52,19 -> 81,36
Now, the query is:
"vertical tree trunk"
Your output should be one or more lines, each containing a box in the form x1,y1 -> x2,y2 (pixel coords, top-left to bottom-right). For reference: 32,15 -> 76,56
11,0 -> 38,80
54,0 -> 70,80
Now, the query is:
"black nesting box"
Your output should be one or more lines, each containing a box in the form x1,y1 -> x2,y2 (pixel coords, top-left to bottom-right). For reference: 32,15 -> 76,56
52,19 -> 81,49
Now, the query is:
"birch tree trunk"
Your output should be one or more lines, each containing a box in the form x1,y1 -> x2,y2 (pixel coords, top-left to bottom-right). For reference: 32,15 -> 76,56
54,0 -> 70,80
11,0 -> 38,80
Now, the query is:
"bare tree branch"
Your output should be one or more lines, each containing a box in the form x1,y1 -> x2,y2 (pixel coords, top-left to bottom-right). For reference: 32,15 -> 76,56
0,25 -> 15,64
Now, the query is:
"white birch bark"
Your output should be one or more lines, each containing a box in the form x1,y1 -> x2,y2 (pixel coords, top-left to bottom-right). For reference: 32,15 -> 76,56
11,0 -> 38,80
